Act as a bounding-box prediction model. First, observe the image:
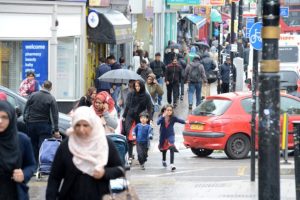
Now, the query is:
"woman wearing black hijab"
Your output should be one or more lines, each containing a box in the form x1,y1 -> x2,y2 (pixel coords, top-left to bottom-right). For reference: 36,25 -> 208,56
122,80 -> 153,161
0,101 -> 35,200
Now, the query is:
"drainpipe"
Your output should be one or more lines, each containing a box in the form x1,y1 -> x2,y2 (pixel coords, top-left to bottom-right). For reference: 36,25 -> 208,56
50,3 -> 58,98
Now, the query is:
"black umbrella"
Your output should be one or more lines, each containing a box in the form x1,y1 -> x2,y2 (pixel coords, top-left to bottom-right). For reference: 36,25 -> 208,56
191,42 -> 210,49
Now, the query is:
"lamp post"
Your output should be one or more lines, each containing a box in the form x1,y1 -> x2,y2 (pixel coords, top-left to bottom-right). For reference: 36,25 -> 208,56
258,0 -> 281,199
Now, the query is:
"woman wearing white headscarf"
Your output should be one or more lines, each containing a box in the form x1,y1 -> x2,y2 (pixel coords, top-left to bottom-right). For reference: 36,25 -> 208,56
46,106 -> 124,200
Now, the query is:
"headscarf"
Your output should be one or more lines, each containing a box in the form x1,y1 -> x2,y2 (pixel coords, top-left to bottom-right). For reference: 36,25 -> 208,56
92,91 -> 115,116
0,92 -> 7,101
18,78 -> 36,97
0,101 -> 20,174
190,46 -> 196,54
67,106 -> 108,176
131,81 -> 148,117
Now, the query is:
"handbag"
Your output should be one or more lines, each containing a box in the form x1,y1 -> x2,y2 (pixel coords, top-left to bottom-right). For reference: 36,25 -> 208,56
206,71 -> 217,84
102,179 -> 139,200
102,168 -> 139,200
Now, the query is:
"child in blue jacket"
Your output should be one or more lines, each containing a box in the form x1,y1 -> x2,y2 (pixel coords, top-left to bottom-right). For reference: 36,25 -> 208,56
157,104 -> 186,171
132,112 -> 153,170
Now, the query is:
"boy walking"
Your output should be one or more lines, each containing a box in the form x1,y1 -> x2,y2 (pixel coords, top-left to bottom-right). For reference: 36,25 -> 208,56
132,112 -> 153,170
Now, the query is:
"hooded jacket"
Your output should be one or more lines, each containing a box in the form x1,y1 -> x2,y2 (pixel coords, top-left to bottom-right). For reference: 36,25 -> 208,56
201,52 -> 216,73
220,62 -> 237,83
184,60 -> 207,83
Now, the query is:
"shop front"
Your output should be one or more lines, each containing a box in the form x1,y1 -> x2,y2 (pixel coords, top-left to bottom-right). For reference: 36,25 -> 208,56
87,8 -> 133,84
0,0 -> 86,113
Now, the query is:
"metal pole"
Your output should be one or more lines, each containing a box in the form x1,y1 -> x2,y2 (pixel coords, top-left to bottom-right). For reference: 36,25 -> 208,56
293,121 -> 300,199
250,17 -> 258,182
281,113 -> 289,163
217,24 -> 222,95
230,2 -> 236,92
258,0 -> 281,199
237,0 -> 244,57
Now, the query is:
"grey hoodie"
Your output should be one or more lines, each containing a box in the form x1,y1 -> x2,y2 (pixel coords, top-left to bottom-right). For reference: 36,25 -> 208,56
184,61 -> 207,83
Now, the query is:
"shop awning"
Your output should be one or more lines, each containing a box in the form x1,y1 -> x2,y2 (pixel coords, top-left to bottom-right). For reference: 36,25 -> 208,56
87,9 -> 133,44
185,14 -> 206,29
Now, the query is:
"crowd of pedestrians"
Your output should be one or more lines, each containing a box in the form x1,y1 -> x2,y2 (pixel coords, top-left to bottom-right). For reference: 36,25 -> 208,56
0,36 -> 242,200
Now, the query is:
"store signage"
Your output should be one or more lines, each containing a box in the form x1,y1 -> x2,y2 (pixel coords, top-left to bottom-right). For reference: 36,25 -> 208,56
166,0 -> 200,5
194,6 -> 206,15
145,0 -> 154,19
22,41 -> 48,84
88,11 -> 99,28
89,0 -> 110,6
210,0 -> 225,6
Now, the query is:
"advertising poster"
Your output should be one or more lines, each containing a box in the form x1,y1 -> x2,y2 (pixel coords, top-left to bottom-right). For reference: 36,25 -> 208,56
22,41 -> 48,85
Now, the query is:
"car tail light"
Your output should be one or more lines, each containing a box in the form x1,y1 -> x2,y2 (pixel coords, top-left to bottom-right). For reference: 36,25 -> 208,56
297,79 -> 300,92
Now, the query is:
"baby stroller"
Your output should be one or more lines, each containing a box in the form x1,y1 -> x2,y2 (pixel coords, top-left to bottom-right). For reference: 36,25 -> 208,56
107,134 -> 128,167
36,137 -> 61,179
107,134 -> 129,193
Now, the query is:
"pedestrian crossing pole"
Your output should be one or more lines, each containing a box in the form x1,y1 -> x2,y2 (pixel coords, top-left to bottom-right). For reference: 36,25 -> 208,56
230,1 -> 236,92
258,0 -> 281,199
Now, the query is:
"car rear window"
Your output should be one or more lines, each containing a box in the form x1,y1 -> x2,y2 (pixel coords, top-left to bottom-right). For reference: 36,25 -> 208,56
192,99 -> 232,116
279,46 -> 298,63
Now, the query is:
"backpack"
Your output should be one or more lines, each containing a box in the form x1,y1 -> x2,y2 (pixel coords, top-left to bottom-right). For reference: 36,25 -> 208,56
189,64 -> 201,83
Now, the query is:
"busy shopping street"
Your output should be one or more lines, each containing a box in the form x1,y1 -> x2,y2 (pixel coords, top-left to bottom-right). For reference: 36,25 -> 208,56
0,0 -> 300,200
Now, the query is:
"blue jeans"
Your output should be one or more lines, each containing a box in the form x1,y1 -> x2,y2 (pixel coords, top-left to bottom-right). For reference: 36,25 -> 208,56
157,77 -> 163,105
188,82 -> 202,106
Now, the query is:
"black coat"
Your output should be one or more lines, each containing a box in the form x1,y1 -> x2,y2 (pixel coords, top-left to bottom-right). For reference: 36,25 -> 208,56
165,64 -> 182,84
46,137 -> 124,200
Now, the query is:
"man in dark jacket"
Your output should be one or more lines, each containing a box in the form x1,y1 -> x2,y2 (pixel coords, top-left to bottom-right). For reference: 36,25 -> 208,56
184,55 -> 207,109
201,52 -> 217,98
165,57 -> 182,108
137,59 -> 153,81
220,56 -> 237,93
107,55 -> 121,70
24,80 -> 60,163
177,53 -> 187,101
107,55 -> 122,111
150,52 -> 165,105
95,57 -> 111,93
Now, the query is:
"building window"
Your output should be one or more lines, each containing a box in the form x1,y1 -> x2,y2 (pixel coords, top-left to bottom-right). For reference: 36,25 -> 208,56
0,41 -> 26,92
57,37 -> 80,99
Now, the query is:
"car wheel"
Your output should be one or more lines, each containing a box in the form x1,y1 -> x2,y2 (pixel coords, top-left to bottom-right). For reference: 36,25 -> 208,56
191,148 -> 214,157
225,133 -> 250,159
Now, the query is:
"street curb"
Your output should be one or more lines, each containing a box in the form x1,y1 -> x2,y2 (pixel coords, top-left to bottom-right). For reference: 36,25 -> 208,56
255,161 -> 295,175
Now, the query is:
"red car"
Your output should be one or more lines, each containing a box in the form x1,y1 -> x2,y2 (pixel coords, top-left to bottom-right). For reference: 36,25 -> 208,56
183,92 -> 300,159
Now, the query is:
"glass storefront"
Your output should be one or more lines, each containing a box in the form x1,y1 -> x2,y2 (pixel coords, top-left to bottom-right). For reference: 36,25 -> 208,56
0,37 -> 80,99
57,37 -> 80,99
108,43 -> 131,67
0,41 -> 23,91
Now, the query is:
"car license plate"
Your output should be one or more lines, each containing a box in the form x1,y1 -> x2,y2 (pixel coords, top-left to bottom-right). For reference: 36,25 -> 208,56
190,124 -> 203,130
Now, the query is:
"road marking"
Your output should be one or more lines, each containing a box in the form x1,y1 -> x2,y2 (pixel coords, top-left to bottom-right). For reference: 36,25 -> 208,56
237,166 -> 247,176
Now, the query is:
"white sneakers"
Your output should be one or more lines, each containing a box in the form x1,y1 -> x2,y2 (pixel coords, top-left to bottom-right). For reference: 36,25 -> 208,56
170,164 -> 176,171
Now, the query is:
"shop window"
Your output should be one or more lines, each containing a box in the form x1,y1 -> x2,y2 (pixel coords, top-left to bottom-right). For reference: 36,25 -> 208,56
0,41 -> 22,92
57,37 -> 80,99
109,44 -> 126,63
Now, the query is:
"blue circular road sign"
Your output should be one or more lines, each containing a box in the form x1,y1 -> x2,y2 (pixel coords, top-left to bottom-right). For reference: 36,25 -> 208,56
249,22 -> 262,50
